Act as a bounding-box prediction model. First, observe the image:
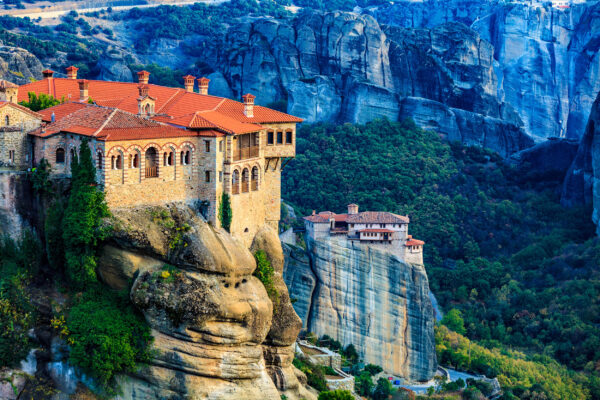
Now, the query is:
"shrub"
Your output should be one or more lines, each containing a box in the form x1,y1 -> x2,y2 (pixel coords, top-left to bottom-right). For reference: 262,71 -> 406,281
318,390 -> 354,400
253,250 -> 278,305
19,92 -> 62,111
219,192 -> 232,232
66,287 -> 152,390
292,356 -> 328,392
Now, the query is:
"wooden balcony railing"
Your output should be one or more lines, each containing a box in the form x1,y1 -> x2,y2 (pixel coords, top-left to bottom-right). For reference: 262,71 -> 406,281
241,181 -> 249,193
232,185 -> 239,195
251,180 -> 258,191
233,146 -> 259,162
145,166 -> 158,178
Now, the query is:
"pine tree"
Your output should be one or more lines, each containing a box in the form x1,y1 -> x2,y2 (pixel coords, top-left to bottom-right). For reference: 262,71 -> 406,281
219,192 -> 232,232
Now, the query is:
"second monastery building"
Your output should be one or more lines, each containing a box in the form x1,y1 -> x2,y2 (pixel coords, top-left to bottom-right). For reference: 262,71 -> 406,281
304,204 -> 425,264
0,67 -> 302,245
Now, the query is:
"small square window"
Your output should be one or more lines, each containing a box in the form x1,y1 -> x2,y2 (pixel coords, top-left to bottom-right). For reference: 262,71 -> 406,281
219,171 -> 223,182
219,140 -> 224,152
268,131 -> 274,145
205,170 -> 211,182
205,140 -> 211,152
277,131 -> 283,144
8,150 -> 15,163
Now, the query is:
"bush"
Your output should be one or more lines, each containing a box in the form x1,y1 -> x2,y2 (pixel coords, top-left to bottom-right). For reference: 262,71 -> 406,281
318,390 -> 354,400
19,92 -> 62,111
253,250 -> 278,305
66,287 -> 152,389
292,356 -> 328,392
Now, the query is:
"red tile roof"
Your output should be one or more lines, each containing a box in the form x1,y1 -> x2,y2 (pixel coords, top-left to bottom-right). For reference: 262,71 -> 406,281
406,239 -> 425,246
347,211 -> 409,224
31,103 -> 196,142
39,102 -> 87,122
18,77 -> 302,135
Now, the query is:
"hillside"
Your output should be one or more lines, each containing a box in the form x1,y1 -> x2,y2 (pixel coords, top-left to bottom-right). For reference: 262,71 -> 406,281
282,118 -> 600,398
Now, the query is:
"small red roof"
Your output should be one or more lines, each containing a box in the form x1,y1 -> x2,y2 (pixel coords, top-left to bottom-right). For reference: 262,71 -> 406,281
406,239 -> 425,246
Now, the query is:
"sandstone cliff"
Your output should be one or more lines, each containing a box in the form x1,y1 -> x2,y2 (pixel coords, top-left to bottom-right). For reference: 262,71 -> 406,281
283,237 -> 436,382
0,44 -> 43,85
561,92 -> 600,232
96,204 -> 315,400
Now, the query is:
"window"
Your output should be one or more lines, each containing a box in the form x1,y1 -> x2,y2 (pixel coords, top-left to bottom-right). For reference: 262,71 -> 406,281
205,170 -> 211,182
56,148 -> 65,164
267,131 -> 274,145
232,169 -> 240,194
219,140 -> 224,152
180,150 -> 191,165
4,115 -> 9,126
163,152 -> 173,166
219,171 -> 223,182
205,140 -> 210,152
70,148 -> 76,165
97,152 -> 103,170
113,154 -> 122,170
286,131 -> 293,144
251,166 -> 259,191
277,131 -> 283,144
8,150 -> 14,163
132,153 -> 139,168
241,168 -> 249,192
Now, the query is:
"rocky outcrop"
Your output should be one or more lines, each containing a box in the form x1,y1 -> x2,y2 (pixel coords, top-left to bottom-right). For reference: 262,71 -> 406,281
472,2 -> 600,141
509,137 -> 579,184
561,92 -> 600,227
282,243 -> 315,328
283,236 -> 436,382
206,12 -> 529,156
0,44 -> 43,85
97,204 -> 315,400
97,47 -> 133,83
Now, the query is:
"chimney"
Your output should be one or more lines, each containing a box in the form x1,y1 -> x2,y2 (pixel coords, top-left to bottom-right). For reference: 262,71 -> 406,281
137,70 -> 150,85
198,77 -> 210,95
242,93 -> 255,118
66,65 -> 79,79
0,80 -> 18,104
78,79 -> 89,102
137,84 -> 155,116
348,204 -> 359,215
42,69 -> 54,79
183,75 -> 195,93
312,210 -> 316,216
51,112 -> 56,123
138,84 -> 149,98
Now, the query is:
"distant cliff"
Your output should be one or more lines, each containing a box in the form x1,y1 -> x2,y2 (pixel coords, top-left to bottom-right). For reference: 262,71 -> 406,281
283,237 -> 436,382
562,91 -> 600,232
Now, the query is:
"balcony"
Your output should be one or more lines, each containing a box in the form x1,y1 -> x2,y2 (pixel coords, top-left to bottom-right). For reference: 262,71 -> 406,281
145,166 -> 158,178
233,146 -> 259,162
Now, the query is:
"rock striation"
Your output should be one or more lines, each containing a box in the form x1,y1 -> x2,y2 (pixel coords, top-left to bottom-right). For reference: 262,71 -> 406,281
283,236 -> 436,382
562,92 -> 600,233
0,44 -> 43,85
96,204 -> 315,400
207,12 -> 530,156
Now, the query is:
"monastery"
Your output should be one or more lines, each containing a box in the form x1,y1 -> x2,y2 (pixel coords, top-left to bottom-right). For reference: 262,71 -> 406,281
0,67 -> 302,245
303,204 -> 425,264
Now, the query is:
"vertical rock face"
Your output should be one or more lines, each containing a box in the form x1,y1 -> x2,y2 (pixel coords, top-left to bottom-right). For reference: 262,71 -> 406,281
562,92 -> 600,232
471,2 -> 600,141
0,45 -> 43,85
209,12 -> 529,156
284,237 -> 436,382
96,205 -> 315,400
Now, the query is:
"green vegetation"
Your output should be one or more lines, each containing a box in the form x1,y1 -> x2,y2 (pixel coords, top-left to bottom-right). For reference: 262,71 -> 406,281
19,92 -> 62,112
0,233 -> 39,367
66,288 -> 152,389
318,390 -> 354,400
128,63 -> 186,88
62,138 -> 110,289
219,192 -> 233,232
293,355 -> 329,392
253,250 -> 279,306
283,119 -> 600,397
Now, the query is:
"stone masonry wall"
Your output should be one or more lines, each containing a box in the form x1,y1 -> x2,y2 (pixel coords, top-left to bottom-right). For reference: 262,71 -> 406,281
0,105 -> 41,169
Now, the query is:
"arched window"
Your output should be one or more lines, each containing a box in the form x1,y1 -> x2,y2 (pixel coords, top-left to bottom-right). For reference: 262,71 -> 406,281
56,148 -> 65,164
111,155 -> 115,169
145,147 -> 158,178
97,151 -> 103,170
115,154 -> 122,170
163,152 -> 173,166
145,103 -> 151,115
241,168 -> 249,193
232,169 -> 240,195
4,115 -> 9,126
251,166 -> 259,191
132,153 -> 139,168
185,150 -> 190,165
180,151 -> 185,165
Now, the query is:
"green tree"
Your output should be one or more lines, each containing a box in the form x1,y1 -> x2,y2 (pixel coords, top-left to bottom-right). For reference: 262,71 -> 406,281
343,343 -> 358,363
441,309 -> 467,335
373,377 -> 393,400
318,390 -> 354,400
363,363 -> 383,376
62,138 -> 109,289
219,192 -> 232,232
19,92 -> 62,111
355,371 -> 374,397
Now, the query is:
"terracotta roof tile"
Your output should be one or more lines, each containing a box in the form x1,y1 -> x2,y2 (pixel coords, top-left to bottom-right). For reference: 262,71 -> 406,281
406,239 -> 425,246
347,211 -> 409,224
39,102 -> 87,122
0,101 -> 43,119
18,77 -> 302,134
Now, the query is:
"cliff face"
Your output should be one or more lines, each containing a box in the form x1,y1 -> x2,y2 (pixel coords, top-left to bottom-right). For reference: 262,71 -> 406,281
97,204 -> 315,400
205,12 -> 530,156
561,92 -> 600,232
0,44 -> 43,85
471,2 -> 600,141
283,237 -> 436,382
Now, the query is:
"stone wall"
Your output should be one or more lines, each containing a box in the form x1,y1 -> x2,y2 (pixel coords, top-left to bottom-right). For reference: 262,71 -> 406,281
0,104 -> 41,169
